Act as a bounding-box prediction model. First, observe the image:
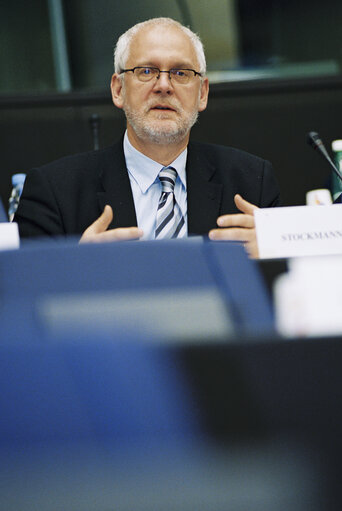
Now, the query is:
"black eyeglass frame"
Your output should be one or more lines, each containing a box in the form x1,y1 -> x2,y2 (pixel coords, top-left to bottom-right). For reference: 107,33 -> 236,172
120,66 -> 202,82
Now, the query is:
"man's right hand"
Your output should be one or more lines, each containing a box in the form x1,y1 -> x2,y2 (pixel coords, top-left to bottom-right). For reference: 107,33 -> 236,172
79,205 -> 143,243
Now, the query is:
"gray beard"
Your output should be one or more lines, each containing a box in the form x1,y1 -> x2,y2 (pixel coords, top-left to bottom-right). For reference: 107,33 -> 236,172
123,104 -> 199,145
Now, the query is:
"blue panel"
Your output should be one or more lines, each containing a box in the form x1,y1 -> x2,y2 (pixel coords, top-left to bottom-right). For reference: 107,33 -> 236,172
0,238 -> 215,297
0,337 -> 199,445
0,237 -> 274,337
205,242 -> 274,333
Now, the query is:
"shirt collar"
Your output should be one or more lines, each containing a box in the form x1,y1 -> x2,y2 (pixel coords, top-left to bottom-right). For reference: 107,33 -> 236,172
123,131 -> 187,193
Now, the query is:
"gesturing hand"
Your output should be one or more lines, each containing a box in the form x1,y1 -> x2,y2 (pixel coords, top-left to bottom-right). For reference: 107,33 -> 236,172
80,205 -> 143,243
209,194 -> 259,258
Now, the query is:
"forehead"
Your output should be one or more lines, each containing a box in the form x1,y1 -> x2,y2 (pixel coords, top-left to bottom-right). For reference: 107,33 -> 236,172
127,25 -> 199,68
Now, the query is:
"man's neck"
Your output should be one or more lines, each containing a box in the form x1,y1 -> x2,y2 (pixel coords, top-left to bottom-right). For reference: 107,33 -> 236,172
126,128 -> 189,166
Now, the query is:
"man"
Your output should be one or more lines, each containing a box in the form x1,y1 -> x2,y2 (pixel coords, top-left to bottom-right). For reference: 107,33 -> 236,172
15,17 -> 280,257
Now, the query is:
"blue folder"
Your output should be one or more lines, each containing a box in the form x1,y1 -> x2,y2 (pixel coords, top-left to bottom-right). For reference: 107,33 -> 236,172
0,238 -> 274,341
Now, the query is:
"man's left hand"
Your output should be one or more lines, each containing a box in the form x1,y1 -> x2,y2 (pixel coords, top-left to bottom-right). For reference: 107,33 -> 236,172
208,194 -> 259,258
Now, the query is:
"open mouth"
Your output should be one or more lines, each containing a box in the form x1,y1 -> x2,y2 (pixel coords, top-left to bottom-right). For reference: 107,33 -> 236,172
151,105 -> 176,112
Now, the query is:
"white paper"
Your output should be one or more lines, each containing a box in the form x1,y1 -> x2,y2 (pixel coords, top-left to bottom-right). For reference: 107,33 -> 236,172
255,204 -> 342,259
0,223 -> 20,251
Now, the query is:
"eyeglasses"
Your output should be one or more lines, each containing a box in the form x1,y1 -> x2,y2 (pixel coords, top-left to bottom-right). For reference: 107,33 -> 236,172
120,66 -> 202,84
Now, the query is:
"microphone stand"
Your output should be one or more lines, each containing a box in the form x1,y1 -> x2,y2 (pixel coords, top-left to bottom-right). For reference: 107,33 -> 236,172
306,131 -> 342,182
89,114 -> 101,151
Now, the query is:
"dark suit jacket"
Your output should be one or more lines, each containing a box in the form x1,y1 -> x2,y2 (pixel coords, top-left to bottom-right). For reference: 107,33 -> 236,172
15,139 -> 281,238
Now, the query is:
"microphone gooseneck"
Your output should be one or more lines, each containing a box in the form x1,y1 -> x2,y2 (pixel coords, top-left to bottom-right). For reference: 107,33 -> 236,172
89,113 -> 101,151
306,131 -> 342,181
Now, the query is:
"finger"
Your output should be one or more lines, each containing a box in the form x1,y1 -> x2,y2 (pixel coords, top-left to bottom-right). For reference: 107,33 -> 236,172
217,213 -> 255,229
108,227 -> 143,241
88,205 -> 113,234
209,227 -> 260,258
244,241 -> 259,259
234,194 -> 258,215
209,227 -> 256,242
84,226 -> 143,243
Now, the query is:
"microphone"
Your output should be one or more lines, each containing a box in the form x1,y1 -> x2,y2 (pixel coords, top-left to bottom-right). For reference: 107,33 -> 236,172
306,131 -> 342,181
89,113 -> 101,151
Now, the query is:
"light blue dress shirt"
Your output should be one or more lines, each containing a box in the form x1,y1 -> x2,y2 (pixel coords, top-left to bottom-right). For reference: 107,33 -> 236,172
123,131 -> 188,240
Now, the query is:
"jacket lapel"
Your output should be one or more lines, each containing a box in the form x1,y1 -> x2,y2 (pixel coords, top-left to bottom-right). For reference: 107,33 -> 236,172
96,141 -> 137,229
96,139 -> 223,235
186,142 -> 223,235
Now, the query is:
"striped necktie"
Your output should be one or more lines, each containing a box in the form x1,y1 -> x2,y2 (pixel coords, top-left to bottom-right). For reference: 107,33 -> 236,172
155,166 -> 186,239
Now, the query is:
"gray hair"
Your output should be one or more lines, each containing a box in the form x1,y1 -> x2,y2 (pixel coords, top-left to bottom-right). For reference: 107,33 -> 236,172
114,17 -> 206,75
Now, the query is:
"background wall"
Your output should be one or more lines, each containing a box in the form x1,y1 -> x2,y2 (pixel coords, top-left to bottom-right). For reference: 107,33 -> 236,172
1,0 -> 342,213
1,75 -> 342,211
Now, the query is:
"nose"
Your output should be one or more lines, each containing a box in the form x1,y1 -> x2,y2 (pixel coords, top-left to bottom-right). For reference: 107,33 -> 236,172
152,71 -> 173,94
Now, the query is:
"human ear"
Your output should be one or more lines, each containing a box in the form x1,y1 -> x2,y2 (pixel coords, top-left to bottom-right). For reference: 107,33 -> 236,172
110,73 -> 124,109
198,77 -> 209,112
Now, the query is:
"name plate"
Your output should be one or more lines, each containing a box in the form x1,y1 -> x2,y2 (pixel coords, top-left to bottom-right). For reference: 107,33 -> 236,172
255,205 -> 342,259
0,223 -> 20,251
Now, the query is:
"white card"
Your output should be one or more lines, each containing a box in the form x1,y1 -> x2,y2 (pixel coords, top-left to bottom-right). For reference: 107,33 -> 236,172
0,223 -> 20,251
255,205 -> 342,259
